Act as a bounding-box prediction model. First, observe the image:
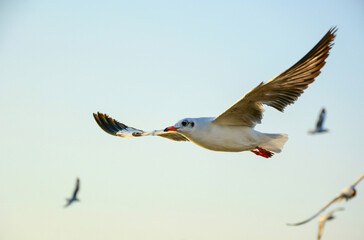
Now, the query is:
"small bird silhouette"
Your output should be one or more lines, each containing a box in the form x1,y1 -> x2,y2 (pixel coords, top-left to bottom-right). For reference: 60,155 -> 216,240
64,178 -> 80,208
317,208 -> 344,240
287,173 -> 364,226
309,108 -> 328,134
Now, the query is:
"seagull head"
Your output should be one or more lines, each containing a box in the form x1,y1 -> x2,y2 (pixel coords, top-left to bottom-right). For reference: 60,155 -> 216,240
350,188 -> 356,197
164,118 -> 196,133
343,188 -> 356,201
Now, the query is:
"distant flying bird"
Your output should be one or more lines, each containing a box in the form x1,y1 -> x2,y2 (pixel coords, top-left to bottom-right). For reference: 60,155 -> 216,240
287,173 -> 364,226
309,108 -> 328,134
64,178 -> 80,208
93,27 -> 336,158
317,208 -> 344,240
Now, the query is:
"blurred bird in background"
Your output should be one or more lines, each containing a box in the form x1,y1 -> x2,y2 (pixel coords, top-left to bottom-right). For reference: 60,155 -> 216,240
287,173 -> 364,226
309,108 -> 328,134
64,178 -> 80,208
317,208 -> 344,240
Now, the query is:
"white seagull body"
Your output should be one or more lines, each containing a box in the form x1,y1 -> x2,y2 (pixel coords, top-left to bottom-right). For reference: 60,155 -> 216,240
94,27 -> 336,158
170,117 -> 286,153
317,208 -> 344,240
64,178 -> 80,208
287,173 -> 364,226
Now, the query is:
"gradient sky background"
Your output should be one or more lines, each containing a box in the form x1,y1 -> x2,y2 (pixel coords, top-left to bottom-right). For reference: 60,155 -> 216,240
1,1 -> 364,240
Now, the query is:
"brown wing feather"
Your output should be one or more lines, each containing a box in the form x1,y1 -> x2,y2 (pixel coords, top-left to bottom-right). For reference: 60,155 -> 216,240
159,132 -> 189,141
93,112 -> 143,136
213,27 -> 337,127
93,112 -> 189,141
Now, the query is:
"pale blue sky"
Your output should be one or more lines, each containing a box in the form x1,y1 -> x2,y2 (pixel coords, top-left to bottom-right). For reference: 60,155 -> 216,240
1,1 -> 363,240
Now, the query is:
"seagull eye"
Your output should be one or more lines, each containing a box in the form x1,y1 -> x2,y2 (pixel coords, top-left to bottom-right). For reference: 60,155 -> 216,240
191,122 -> 195,127
181,121 -> 187,127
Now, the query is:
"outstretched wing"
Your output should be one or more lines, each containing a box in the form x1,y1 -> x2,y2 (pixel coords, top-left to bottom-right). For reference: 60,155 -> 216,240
72,178 -> 80,199
212,27 -> 337,127
317,208 -> 344,240
351,173 -> 364,188
64,200 -> 72,208
325,207 -> 344,217
93,112 -> 189,141
287,193 -> 343,226
317,219 -> 326,240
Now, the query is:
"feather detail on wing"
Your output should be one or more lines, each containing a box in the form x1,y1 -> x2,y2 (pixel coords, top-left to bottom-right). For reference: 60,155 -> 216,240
213,27 -> 337,127
93,112 -> 189,141
287,193 -> 343,226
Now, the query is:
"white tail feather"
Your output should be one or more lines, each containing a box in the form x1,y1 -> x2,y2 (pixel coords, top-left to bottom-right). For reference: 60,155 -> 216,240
259,133 -> 288,153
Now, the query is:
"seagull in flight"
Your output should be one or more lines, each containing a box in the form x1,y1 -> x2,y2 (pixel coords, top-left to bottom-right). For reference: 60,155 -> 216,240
287,173 -> 364,226
64,178 -> 80,208
93,27 -> 336,158
317,208 -> 344,240
309,108 -> 328,134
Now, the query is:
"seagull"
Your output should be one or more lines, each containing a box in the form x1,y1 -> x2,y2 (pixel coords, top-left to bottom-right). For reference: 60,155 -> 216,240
317,208 -> 344,240
287,173 -> 364,226
64,178 -> 80,208
309,108 -> 328,134
93,27 -> 336,158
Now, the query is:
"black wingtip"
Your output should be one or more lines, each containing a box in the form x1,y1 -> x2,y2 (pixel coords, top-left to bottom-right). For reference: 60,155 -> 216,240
329,26 -> 338,35
93,112 -> 126,136
286,222 -> 303,227
326,26 -> 337,48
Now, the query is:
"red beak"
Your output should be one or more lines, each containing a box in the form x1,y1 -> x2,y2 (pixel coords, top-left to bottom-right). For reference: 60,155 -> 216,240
164,126 -> 179,132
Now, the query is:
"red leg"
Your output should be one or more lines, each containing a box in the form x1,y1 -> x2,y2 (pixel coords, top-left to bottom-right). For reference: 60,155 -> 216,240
251,147 -> 274,158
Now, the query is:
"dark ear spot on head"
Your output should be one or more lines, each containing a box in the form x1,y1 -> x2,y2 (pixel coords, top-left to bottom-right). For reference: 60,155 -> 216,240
191,122 -> 195,127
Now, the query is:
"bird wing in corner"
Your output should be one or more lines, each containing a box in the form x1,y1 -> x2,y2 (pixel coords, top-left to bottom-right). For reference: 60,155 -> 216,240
213,27 -> 337,127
